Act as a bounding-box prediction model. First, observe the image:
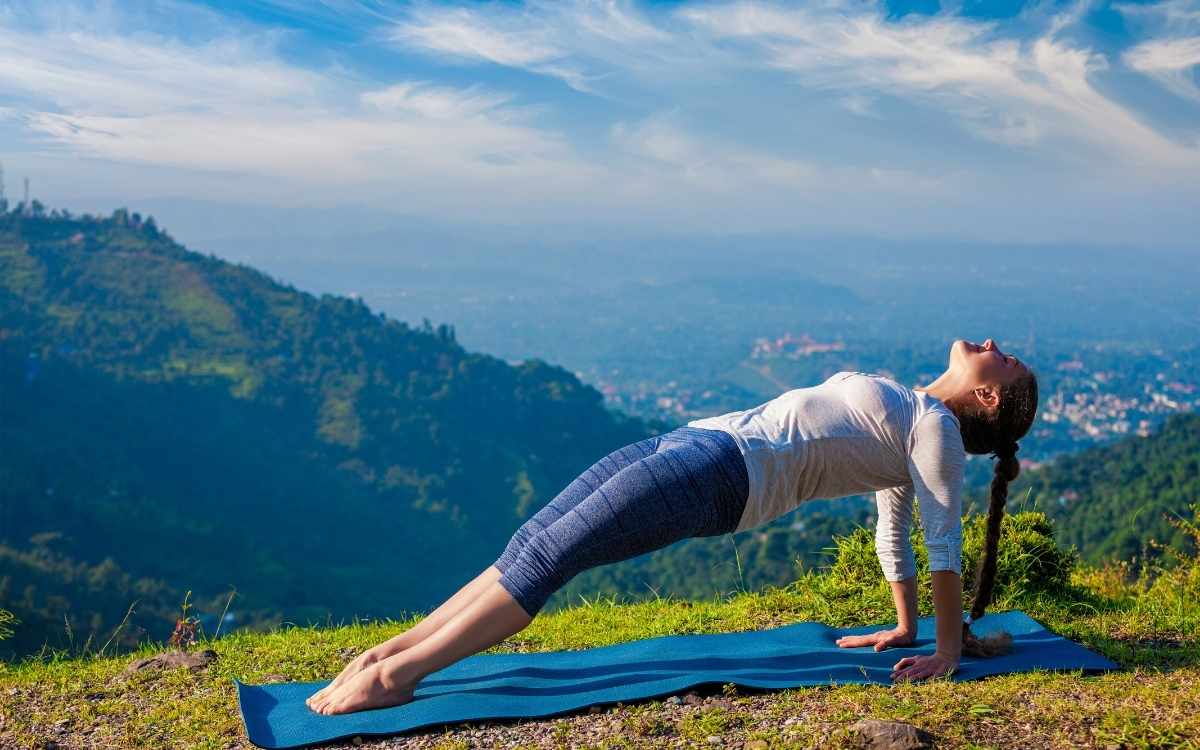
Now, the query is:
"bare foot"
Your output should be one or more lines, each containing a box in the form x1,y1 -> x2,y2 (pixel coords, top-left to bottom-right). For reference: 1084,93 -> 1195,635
307,647 -> 388,708
308,662 -> 416,715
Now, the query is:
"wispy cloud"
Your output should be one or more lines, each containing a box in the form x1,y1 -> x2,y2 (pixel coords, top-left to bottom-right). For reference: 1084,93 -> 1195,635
676,0 -> 1200,170
360,81 -> 515,119
0,1 -> 598,214
1125,36 -> 1200,100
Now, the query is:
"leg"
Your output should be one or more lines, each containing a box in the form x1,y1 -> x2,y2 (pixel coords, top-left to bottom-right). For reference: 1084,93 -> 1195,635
311,429 -> 749,714
493,434 -> 662,575
493,429 -> 748,619
309,434 -> 663,709
307,564 -> 502,707
312,579 -> 533,715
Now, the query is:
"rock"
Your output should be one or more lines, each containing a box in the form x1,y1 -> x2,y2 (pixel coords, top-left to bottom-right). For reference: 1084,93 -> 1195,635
706,735 -> 723,745
666,695 -> 683,705
683,692 -> 704,706
351,736 -> 363,746
846,719 -> 937,750
743,741 -> 770,750
125,648 -> 218,673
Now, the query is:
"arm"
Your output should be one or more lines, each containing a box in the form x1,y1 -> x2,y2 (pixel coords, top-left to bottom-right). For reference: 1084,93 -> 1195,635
831,484 -> 921,652
875,484 -> 919,636
907,411 -> 967,662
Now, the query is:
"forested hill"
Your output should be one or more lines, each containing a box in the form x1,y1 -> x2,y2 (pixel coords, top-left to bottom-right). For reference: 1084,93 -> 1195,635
988,410 -> 1200,568
0,207 -> 660,659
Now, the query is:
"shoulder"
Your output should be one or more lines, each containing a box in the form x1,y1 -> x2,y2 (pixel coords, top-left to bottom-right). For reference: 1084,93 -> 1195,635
910,407 -> 965,457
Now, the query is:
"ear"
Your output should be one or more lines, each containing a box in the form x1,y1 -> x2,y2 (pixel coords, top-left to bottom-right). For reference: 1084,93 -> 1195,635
972,383 -> 1001,411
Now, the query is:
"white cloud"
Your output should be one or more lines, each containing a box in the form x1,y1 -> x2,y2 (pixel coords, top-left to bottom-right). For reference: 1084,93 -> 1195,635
388,4 -> 592,91
1125,36 -> 1200,100
387,0 -> 678,93
609,111 -> 957,197
676,0 -> 1200,170
360,81 -> 514,119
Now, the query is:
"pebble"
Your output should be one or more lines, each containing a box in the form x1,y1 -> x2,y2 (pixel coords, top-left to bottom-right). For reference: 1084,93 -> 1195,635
743,741 -> 770,750
666,695 -> 683,705
706,734 -> 723,745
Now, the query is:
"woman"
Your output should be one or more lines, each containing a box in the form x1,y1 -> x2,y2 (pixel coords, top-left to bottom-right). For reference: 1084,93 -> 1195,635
307,337 -> 1038,715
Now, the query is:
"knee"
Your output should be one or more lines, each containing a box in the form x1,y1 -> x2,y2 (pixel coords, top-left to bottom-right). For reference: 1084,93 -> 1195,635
495,521 -> 537,573
497,532 -> 574,617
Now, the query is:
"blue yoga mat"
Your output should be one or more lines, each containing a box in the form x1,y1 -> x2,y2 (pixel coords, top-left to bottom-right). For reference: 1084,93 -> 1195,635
235,609 -> 1119,749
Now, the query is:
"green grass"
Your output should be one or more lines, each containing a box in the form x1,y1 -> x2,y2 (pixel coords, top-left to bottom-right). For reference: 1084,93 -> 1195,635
1,508 -> 1198,749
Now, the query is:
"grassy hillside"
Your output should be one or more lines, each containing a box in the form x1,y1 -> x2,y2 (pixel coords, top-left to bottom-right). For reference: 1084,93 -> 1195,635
0,506 -> 1196,749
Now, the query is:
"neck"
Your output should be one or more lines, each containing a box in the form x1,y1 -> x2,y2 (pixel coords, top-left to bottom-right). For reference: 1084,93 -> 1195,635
912,371 -> 962,413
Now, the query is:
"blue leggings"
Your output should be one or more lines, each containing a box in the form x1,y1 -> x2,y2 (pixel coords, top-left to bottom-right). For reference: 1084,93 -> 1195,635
493,426 -> 749,618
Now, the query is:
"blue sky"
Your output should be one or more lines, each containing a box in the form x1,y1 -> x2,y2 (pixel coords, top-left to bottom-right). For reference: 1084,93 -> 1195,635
0,0 -> 1197,248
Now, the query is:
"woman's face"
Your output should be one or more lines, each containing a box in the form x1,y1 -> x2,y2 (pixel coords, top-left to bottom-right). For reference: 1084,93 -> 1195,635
950,338 -> 1029,390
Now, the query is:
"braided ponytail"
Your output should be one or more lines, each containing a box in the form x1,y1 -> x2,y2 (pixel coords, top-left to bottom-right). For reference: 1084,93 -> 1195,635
955,366 -> 1038,659
960,440 -> 1020,657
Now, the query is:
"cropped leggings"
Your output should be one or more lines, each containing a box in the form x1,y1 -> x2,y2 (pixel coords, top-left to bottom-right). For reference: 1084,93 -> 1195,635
493,426 -> 750,618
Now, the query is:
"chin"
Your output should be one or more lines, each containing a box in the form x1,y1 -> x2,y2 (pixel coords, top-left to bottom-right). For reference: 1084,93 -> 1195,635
950,338 -> 966,364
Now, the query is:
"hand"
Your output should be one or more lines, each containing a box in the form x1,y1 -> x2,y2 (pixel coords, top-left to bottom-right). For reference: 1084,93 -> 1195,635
891,652 -> 958,682
305,646 -> 384,709
836,628 -> 916,652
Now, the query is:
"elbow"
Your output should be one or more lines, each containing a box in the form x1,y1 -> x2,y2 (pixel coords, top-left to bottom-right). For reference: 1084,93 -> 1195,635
877,546 -> 917,582
924,540 -> 962,577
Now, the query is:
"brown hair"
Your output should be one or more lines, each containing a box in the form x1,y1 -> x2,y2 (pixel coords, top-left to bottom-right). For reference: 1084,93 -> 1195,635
955,366 -> 1039,657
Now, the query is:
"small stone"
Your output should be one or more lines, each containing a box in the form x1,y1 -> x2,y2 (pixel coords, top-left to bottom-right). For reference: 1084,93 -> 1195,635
125,648 -> 218,673
683,692 -> 704,706
846,718 -> 937,749
706,735 -> 723,745
667,695 -> 683,705
351,736 -> 364,746
261,674 -> 287,683
744,741 -> 770,750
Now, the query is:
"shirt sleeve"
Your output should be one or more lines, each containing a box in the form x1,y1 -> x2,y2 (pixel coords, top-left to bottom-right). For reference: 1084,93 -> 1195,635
875,483 -> 917,582
906,411 -> 966,576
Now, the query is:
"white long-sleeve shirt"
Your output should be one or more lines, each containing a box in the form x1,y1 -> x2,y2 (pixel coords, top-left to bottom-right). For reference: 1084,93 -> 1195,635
687,370 -> 965,581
